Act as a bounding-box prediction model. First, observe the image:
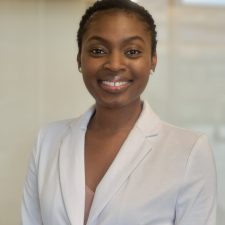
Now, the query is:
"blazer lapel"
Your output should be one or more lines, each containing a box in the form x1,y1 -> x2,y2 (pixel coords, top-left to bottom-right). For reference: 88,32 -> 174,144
59,107 -> 94,225
87,101 -> 160,225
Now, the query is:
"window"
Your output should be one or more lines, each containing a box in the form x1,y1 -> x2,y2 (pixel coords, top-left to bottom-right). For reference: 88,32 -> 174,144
183,0 -> 225,6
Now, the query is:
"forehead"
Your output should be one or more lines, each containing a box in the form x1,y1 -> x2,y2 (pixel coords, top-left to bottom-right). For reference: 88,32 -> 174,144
83,9 -> 150,42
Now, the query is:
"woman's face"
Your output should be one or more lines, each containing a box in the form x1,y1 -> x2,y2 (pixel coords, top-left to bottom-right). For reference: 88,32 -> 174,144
78,10 -> 157,109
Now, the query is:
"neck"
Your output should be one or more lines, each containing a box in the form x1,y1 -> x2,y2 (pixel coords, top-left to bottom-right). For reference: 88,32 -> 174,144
88,99 -> 143,133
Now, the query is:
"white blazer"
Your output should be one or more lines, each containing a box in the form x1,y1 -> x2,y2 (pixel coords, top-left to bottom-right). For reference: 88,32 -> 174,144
21,101 -> 217,225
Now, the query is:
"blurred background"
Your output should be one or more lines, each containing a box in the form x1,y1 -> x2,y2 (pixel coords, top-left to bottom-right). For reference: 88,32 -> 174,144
0,0 -> 224,224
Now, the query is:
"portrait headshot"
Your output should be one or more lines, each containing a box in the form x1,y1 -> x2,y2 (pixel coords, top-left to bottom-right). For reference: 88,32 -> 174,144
0,0 -> 224,225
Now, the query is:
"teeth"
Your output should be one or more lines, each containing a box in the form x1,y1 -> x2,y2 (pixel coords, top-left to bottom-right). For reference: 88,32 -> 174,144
102,81 -> 128,87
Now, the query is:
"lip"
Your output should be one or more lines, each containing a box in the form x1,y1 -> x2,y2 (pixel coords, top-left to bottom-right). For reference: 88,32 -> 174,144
99,79 -> 132,93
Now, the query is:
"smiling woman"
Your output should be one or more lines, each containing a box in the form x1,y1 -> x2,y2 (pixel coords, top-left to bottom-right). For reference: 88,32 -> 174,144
21,0 -> 217,225
78,10 -> 156,109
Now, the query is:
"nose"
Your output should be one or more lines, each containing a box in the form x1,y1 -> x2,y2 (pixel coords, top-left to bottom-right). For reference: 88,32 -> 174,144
103,51 -> 126,72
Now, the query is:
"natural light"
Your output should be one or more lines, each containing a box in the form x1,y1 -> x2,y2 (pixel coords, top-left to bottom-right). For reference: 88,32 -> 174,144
183,0 -> 225,6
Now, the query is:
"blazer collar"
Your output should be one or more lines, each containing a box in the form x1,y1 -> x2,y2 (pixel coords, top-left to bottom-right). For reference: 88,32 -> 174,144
135,100 -> 161,137
58,104 -> 97,225
59,101 -> 161,225
73,100 -> 161,136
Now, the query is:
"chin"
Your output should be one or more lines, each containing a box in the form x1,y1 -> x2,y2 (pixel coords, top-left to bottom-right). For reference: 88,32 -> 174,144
96,97 -> 141,110
98,101 -> 124,109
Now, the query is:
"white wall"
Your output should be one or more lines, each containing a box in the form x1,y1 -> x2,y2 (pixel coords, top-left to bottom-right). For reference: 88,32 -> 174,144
0,0 -> 224,224
0,0 -> 92,224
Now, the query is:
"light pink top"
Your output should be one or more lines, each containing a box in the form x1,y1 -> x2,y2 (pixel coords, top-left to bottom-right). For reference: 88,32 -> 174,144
84,185 -> 94,225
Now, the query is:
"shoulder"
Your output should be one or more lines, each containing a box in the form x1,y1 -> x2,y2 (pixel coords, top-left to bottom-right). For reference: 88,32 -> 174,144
160,120 -> 211,155
142,100 -> 211,160
141,101 -> 205,150
156,121 -> 216,179
161,121 -> 202,144
33,117 -> 80,157
38,118 -> 78,143
30,117 -> 82,169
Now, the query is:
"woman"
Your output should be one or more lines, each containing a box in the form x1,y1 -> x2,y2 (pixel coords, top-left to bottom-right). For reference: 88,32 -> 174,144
21,0 -> 217,224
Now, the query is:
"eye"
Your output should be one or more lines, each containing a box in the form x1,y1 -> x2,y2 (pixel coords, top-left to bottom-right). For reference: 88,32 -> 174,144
125,49 -> 142,58
90,48 -> 107,57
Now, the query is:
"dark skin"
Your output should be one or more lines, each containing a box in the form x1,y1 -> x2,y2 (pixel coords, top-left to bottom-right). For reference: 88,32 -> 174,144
77,10 -> 157,192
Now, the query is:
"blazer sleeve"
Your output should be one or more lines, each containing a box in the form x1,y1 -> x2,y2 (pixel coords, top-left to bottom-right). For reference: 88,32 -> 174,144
175,135 -> 217,225
21,130 -> 43,225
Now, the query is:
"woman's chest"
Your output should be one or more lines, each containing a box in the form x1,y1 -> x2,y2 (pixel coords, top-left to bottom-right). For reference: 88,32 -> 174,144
84,130 -> 130,191
87,161 -> 179,225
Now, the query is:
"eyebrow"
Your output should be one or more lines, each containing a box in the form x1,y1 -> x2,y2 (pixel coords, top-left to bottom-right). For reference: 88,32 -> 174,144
86,35 -> 146,44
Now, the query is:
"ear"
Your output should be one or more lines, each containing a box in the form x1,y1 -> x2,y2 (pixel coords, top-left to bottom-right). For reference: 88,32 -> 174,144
151,52 -> 157,72
77,52 -> 81,70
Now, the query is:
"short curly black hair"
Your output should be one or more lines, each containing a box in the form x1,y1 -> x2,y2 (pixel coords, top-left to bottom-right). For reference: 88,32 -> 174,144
77,0 -> 157,56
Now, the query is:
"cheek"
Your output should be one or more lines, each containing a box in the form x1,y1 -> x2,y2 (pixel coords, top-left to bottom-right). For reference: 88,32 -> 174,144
81,73 -> 97,97
130,61 -> 151,92
81,57 -> 101,76
81,60 -> 99,91
131,60 -> 151,79
81,57 -> 92,73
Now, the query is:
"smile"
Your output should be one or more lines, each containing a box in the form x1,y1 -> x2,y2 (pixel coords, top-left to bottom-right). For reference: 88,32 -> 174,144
100,80 -> 131,92
102,81 -> 129,87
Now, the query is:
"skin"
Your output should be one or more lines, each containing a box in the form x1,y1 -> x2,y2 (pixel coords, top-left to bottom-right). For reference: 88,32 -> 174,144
77,10 -> 157,191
